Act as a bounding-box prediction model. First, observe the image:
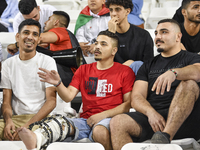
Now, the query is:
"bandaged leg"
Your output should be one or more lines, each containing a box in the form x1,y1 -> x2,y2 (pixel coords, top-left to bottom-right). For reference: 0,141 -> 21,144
28,114 -> 72,150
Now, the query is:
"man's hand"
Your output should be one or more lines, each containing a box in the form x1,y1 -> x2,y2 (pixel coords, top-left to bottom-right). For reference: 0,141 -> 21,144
152,70 -> 176,95
87,113 -> 106,128
38,43 -> 49,48
108,17 -> 118,33
79,42 -> 91,57
4,119 -> 16,140
88,43 -> 95,54
38,68 -> 60,85
147,110 -> 166,132
7,44 -> 18,55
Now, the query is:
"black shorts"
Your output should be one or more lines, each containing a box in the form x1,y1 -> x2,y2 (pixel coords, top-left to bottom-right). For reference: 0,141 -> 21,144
126,98 -> 200,142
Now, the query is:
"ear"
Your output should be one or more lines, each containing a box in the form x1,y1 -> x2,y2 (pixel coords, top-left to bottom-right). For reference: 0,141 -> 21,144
37,36 -> 41,45
102,0 -> 106,4
176,32 -> 182,42
37,6 -> 41,11
54,19 -> 59,26
112,47 -> 118,56
15,33 -> 20,43
182,8 -> 186,17
126,8 -> 131,15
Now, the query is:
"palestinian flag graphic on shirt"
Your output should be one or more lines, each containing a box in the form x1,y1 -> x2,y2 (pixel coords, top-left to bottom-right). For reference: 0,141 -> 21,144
74,4 -> 110,35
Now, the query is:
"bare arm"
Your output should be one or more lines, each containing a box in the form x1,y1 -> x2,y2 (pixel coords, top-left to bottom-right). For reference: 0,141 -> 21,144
23,86 -> 57,128
2,89 -> 16,140
87,91 -> 132,127
132,80 -> 166,132
40,32 -> 58,44
152,63 -> 200,95
38,68 -> 79,103
175,63 -> 200,82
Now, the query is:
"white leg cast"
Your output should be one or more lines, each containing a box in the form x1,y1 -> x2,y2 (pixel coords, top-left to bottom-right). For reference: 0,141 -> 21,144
30,115 -> 71,150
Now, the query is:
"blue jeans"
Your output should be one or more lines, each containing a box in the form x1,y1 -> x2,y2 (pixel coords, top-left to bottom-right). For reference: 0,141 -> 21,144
129,61 -> 143,75
67,118 -> 111,142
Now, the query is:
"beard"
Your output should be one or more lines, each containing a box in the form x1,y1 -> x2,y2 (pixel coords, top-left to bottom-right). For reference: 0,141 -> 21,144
95,58 -> 102,61
157,48 -> 164,53
187,11 -> 200,23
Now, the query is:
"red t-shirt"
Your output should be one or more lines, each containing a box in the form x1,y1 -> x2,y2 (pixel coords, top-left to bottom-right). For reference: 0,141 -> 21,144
49,27 -> 72,51
70,62 -> 136,119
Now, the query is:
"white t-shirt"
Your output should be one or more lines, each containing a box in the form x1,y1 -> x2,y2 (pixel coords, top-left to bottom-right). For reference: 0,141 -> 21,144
0,52 -> 57,115
76,11 -> 110,44
75,11 -> 110,57
13,5 -> 57,34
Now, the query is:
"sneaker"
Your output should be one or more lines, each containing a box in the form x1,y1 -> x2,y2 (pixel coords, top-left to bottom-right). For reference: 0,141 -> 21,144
151,131 -> 170,144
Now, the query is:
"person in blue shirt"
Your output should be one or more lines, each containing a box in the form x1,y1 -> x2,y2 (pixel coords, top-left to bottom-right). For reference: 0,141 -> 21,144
0,0 -> 19,32
128,0 -> 144,29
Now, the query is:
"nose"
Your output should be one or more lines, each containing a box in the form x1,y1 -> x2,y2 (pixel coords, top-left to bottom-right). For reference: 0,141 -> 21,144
154,33 -> 161,43
110,10 -> 117,17
27,33 -> 34,40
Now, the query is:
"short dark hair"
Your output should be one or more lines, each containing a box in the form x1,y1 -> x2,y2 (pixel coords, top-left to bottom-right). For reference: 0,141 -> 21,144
158,19 -> 181,31
98,30 -> 119,47
53,11 -> 70,28
19,0 -> 37,15
105,0 -> 133,12
18,19 -> 41,34
182,0 -> 200,9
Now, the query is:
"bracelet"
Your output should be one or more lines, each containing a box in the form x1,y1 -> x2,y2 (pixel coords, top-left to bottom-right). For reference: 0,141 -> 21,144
15,42 -> 18,49
54,79 -> 62,87
169,69 -> 178,78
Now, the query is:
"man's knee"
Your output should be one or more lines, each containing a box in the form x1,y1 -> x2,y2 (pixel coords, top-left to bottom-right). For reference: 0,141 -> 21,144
110,114 -> 131,132
178,80 -> 199,98
92,125 -> 110,142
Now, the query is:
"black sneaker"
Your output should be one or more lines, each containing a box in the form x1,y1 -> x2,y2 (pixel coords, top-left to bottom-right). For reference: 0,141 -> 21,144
151,131 -> 171,144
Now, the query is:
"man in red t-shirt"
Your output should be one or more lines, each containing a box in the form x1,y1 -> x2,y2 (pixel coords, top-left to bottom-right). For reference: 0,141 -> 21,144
17,31 -> 135,150
39,10 -> 72,51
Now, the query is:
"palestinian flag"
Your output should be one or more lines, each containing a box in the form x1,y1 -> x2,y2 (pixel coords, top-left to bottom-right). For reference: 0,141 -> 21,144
74,4 -> 110,35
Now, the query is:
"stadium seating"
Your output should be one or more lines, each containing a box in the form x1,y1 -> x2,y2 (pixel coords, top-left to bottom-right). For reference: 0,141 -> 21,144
122,143 -> 183,150
46,142 -> 105,150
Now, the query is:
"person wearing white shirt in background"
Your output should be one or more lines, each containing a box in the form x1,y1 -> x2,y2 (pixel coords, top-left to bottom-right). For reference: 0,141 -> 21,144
75,0 -> 110,58
0,0 -> 19,32
7,0 -> 56,57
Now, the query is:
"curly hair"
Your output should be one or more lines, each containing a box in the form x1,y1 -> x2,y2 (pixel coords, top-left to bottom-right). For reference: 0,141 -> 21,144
105,0 -> 133,12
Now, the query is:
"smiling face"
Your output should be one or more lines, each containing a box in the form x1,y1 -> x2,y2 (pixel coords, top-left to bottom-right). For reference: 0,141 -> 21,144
109,4 -> 130,25
22,6 -> 40,22
94,35 -> 117,61
88,0 -> 105,14
16,25 -> 40,54
154,22 -> 180,53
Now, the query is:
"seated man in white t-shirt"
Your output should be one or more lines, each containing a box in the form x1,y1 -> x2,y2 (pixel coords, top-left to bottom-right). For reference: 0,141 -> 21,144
0,19 -> 57,141
7,0 -> 56,57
